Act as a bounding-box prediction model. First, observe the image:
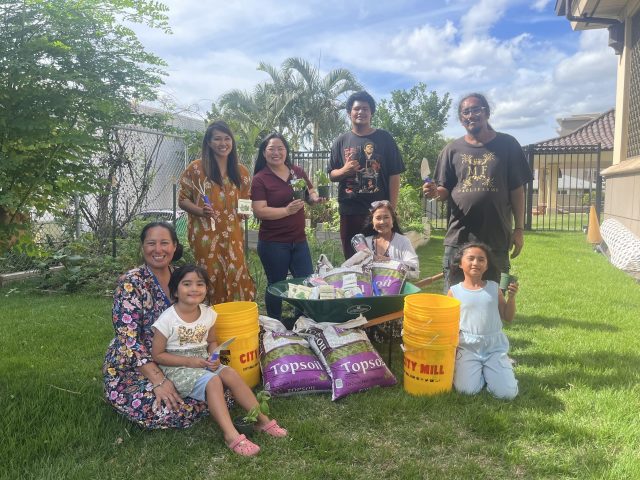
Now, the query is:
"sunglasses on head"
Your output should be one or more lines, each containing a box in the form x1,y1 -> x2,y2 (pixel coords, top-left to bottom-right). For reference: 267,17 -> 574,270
370,200 -> 391,210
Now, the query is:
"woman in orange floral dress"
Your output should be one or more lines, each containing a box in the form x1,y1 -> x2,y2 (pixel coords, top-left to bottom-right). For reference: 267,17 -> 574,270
178,120 -> 255,304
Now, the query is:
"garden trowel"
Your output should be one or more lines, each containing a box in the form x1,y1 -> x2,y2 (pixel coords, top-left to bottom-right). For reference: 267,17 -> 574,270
208,336 -> 236,362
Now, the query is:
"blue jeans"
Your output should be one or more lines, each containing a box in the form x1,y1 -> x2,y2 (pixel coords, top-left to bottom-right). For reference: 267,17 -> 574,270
257,240 -> 313,320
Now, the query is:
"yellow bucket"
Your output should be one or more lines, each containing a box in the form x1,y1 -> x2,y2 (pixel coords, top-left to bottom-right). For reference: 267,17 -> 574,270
402,328 -> 459,347
402,340 -> 457,396
403,293 -> 460,334
213,302 -> 258,323
402,293 -> 459,395
213,302 -> 260,388
404,294 -> 460,320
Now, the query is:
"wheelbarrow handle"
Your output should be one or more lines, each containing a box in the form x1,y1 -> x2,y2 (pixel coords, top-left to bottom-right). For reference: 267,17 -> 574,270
414,272 -> 444,288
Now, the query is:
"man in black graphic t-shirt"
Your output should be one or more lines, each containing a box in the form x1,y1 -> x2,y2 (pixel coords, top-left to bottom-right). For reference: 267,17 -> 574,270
424,93 -> 533,291
329,91 -> 405,259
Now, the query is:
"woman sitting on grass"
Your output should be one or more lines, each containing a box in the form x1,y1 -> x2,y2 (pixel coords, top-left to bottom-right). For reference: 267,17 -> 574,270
447,242 -> 519,400
103,222 -> 212,429
152,264 -> 287,456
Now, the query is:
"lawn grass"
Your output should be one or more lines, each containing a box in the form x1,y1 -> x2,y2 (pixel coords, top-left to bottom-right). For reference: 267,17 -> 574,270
1,232 -> 639,479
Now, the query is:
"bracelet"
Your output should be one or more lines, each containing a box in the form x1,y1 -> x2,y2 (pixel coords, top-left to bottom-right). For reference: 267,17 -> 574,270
152,375 -> 166,390
514,227 -> 524,231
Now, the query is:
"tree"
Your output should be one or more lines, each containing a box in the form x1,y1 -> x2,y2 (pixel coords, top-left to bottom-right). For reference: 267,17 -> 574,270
283,57 -> 361,151
210,57 -> 361,157
0,0 -> 169,251
373,83 -> 451,188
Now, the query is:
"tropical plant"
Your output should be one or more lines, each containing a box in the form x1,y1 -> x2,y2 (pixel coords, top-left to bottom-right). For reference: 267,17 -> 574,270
283,57 -> 362,151
291,178 -> 307,191
210,57 -> 361,155
243,390 -> 271,423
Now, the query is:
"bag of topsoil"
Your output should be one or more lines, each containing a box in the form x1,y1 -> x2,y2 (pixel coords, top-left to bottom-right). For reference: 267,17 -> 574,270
259,315 -> 331,396
371,260 -> 407,295
293,316 -> 397,401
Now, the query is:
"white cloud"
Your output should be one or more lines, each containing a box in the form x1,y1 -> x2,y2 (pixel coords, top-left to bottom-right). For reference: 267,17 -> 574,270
460,0 -> 509,38
128,1 -> 618,145
531,0 -> 552,12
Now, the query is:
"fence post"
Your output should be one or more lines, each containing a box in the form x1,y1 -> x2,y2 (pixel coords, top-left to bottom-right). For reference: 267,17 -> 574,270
525,144 -> 534,230
111,178 -> 118,259
595,143 -> 602,220
172,181 -> 177,226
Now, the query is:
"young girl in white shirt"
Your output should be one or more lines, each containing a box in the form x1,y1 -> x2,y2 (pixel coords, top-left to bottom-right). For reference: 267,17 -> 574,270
152,265 -> 287,456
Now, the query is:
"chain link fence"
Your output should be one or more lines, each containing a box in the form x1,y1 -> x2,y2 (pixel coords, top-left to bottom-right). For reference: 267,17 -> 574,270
1,126 -> 191,275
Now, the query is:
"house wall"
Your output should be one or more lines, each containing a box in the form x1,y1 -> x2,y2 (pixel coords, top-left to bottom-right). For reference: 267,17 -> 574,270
606,0 -> 640,236
603,174 -> 640,234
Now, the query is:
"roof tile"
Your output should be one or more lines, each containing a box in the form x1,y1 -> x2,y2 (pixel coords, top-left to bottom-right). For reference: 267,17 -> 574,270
536,108 -> 614,149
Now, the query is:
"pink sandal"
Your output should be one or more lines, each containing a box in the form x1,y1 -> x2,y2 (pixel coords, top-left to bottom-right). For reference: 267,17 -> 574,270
255,419 -> 288,438
227,434 -> 260,457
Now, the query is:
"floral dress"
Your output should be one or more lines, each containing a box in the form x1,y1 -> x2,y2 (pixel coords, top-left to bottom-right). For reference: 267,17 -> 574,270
103,265 -> 209,429
179,160 -> 256,305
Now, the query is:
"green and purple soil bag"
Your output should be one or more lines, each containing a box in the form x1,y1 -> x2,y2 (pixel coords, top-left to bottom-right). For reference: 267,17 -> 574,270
294,316 -> 396,401
259,316 -> 331,396
371,260 -> 407,295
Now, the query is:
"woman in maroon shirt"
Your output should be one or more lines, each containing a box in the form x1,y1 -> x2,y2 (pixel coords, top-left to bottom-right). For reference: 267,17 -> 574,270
251,133 -> 323,324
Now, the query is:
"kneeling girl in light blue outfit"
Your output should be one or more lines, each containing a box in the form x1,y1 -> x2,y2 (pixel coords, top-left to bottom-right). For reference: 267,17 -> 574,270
152,265 -> 287,457
447,242 -> 519,400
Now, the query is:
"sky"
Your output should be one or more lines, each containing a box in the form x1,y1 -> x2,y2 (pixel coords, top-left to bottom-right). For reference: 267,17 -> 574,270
133,0 -> 619,146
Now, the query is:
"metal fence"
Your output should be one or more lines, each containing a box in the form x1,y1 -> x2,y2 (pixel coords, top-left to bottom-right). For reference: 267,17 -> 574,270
290,150 -> 337,198
1,141 -> 606,275
1,126 -> 190,274
523,144 -> 604,232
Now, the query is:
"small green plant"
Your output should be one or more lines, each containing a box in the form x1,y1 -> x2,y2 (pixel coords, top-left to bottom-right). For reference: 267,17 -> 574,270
291,178 -> 307,191
243,390 -> 271,423
315,170 -> 330,186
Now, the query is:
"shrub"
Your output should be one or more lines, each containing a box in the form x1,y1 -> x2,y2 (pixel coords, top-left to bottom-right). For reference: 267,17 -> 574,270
396,184 -> 424,231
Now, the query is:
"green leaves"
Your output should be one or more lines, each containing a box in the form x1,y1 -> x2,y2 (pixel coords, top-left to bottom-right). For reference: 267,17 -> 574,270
242,390 -> 271,423
211,57 -> 362,157
0,0 -> 169,251
373,82 -> 452,188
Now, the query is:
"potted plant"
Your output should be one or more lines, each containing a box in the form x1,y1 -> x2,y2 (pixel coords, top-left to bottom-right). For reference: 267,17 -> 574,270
315,170 -> 331,198
290,178 -> 307,200
232,390 -> 271,437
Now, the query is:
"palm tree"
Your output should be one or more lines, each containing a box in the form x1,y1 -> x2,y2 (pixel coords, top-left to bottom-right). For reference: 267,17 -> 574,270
283,57 -> 362,151
209,57 -> 362,156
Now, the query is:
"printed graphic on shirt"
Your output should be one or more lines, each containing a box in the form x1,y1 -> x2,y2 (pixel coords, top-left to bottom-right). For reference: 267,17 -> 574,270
459,152 -> 497,192
178,324 -> 208,345
343,141 -> 381,195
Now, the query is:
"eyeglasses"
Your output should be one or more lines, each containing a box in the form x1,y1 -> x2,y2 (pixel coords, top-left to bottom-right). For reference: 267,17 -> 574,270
370,200 -> 391,209
460,106 -> 486,117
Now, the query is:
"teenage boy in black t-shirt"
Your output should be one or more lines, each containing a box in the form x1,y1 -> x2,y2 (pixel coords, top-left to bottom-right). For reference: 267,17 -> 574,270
329,91 -> 405,259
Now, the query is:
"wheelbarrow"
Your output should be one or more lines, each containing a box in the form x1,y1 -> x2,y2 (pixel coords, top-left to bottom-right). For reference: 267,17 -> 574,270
267,272 -> 444,366
267,277 -> 421,324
